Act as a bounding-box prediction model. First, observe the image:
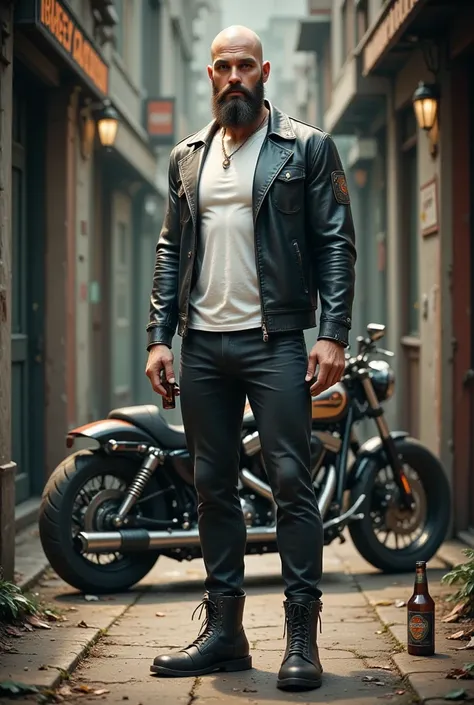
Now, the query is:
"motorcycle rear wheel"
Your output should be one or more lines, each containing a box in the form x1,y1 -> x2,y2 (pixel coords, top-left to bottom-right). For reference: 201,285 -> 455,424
348,437 -> 451,573
39,450 -> 169,594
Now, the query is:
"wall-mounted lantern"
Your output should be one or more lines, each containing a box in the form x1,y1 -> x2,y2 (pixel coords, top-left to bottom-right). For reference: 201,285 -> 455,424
412,81 -> 439,158
97,103 -> 120,147
79,99 -> 120,159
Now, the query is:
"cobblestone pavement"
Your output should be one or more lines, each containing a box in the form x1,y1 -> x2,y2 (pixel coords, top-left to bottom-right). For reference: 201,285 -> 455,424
1,538 -> 472,705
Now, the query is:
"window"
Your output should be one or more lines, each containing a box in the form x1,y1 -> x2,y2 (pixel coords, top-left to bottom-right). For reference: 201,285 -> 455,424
341,0 -> 355,66
355,0 -> 368,45
114,0 -> 132,66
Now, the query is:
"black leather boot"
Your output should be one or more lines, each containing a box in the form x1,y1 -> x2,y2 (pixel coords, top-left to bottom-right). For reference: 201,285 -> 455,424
277,598 -> 323,691
150,593 -> 252,677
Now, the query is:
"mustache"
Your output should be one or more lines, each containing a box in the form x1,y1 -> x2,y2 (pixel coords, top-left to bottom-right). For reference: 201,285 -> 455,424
216,84 -> 253,103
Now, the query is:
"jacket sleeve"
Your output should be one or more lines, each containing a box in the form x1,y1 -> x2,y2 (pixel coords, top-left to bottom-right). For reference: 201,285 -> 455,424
146,149 -> 181,350
306,133 -> 357,348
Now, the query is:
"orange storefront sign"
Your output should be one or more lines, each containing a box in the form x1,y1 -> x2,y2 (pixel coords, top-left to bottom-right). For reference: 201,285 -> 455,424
39,0 -> 108,95
362,0 -> 426,76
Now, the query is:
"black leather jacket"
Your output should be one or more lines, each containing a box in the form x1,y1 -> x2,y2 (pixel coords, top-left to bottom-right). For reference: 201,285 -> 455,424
147,101 -> 356,349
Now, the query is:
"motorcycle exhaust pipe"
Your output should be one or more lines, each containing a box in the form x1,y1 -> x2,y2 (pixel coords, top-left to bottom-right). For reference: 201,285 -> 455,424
241,431 -> 261,457
77,525 -> 279,554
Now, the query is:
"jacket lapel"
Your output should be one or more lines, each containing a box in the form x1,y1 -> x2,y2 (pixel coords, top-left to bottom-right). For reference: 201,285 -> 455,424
253,101 -> 296,221
253,137 -> 293,221
178,147 -> 205,229
178,120 -> 216,229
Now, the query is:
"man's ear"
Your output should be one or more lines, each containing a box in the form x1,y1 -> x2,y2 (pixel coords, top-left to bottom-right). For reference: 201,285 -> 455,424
262,60 -> 271,83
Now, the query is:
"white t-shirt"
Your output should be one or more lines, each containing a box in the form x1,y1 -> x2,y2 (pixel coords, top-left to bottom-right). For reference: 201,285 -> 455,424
188,121 -> 267,332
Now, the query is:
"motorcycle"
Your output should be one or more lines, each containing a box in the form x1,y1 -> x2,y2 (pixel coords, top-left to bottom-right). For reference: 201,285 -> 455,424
39,323 -> 451,594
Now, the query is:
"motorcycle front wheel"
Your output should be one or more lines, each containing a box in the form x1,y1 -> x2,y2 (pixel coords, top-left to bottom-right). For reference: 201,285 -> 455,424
348,437 -> 451,573
39,449 -> 170,594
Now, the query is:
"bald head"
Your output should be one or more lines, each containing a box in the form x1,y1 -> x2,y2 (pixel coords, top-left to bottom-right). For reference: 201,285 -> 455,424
207,24 -> 270,129
211,25 -> 263,63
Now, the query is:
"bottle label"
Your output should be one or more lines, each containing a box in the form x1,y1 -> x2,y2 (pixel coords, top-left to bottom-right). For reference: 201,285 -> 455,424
408,611 -> 434,647
415,572 -> 426,584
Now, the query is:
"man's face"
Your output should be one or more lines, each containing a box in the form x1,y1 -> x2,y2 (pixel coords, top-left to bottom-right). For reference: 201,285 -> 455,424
208,45 -> 270,128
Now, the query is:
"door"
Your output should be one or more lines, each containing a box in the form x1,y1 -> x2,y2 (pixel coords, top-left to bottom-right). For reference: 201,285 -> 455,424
11,74 -> 46,503
110,192 -> 133,408
11,87 -> 30,503
469,67 -> 474,529
399,108 -> 420,439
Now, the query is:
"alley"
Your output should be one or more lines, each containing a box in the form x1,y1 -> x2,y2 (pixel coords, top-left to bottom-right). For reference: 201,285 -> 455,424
4,540 -> 466,705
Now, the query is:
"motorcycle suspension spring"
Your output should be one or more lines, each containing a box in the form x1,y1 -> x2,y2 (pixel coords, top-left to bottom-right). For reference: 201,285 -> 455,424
126,468 -> 155,499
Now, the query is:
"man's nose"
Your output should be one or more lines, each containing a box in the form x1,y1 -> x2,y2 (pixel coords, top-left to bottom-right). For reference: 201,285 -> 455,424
228,71 -> 241,84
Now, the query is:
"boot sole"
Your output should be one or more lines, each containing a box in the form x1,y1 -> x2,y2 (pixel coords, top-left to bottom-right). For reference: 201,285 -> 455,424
150,655 -> 252,678
277,676 -> 322,691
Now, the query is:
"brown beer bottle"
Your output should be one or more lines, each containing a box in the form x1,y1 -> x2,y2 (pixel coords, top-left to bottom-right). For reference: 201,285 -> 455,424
407,561 -> 435,655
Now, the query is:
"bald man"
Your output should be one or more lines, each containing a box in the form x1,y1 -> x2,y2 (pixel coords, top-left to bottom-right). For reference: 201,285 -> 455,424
146,25 -> 356,691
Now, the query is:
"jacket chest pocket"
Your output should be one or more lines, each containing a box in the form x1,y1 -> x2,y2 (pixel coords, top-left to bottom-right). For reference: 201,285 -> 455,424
271,166 -> 305,214
178,184 -> 191,224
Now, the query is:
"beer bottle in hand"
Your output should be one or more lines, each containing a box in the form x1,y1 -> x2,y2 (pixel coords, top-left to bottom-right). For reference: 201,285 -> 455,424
407,561 -> 435,655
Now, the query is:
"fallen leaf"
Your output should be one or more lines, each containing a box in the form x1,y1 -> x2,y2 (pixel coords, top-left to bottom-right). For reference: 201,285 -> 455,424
38,665 -> 48,671
58,685 -> 72,696
373,600 -> 393,607
362,675 -> 385,685
376,630 -> 384,635
369,665 -> 392,670
23,622 -> 34,632
396,691 -> 406,695
74,684 -> 94,693
442,603 -> 468,624
444,689 -> 469,701
84,594 -> 99,601
0,681 -> 39,695
457,638 -> 474,651
44,610 -> 63,622
27,615 -> 52,630
67,606 -> 79,612
94,689 -> 110,695
243,688 -> 257,692
395,600 -> 406,608
155,612 -> 166,618
449,631 -> 469,641
77,620 -> 89,628
446,667 -> 474,680
5,626 -> 23,637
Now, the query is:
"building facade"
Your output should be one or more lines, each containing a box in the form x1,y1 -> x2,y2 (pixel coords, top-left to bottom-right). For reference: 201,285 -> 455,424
304,0 -> 474,538
0,0 -> 200,575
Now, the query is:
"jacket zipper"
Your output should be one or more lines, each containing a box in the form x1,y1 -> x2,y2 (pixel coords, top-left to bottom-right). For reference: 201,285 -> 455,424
254,231 -> 268,342
292,240 -> 309,294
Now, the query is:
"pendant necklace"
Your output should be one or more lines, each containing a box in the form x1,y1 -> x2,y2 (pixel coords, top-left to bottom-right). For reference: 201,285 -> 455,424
221,114 -> 267,170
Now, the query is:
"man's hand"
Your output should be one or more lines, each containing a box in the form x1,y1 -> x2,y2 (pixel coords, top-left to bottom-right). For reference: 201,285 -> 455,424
145,345 -> 176,396
305,339 -> 346,397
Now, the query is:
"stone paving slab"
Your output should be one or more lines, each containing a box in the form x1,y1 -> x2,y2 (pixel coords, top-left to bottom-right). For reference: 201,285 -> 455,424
332,540 -> 474,704
49,554 -> 416,705
0,572 -> 139,690
2,536 -> 473,704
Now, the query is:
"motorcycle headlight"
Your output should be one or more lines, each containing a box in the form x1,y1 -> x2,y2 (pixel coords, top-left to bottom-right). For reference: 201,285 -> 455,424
368,360 -> 395,401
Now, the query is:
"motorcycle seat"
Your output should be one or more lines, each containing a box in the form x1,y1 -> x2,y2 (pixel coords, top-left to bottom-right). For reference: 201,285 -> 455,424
108,405 -> 187,450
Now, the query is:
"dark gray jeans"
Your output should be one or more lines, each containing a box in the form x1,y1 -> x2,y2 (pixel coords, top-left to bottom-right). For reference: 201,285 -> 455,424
179,327 -> 323,601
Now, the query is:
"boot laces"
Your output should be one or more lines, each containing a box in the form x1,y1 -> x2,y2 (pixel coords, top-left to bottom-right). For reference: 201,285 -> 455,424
283,601 -> 323,657
186,597 -> 219,649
